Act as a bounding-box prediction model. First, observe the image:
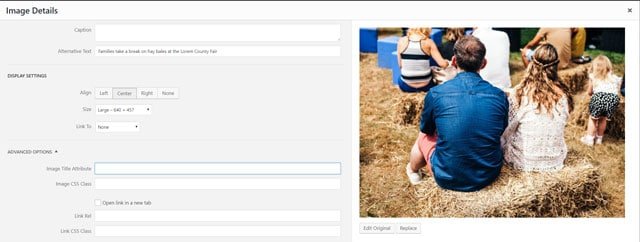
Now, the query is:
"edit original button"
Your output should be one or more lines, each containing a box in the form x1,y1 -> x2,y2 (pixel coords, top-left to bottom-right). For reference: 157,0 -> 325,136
359,223 -> 395,234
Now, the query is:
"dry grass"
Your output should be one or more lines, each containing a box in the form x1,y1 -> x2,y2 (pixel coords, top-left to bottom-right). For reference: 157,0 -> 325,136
559,64 -> 590,95
414,152 -> 607,217
359,52 -> 625,218
392,94 -> 425,125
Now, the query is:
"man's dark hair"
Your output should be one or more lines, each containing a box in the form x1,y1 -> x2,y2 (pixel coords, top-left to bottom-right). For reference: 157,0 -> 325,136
453,36 -> 486,72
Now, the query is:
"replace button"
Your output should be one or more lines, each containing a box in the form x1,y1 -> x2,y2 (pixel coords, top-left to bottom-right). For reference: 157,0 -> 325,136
397,224 -> 421,234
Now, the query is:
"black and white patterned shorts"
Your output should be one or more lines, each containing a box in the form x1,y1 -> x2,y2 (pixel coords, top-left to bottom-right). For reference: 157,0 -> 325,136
589,92 -> 620,120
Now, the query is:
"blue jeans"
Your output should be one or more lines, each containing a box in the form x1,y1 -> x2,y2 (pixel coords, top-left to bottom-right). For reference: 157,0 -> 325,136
398,77 -> 437,93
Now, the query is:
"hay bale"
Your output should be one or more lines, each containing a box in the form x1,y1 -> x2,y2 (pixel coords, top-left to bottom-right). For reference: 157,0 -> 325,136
392,63 -> 589,125
393,62 -> 588,126
559,64 -> 589,95
569,93 -> 625,139
392,93 -> 425,125
414,153 -> 608,217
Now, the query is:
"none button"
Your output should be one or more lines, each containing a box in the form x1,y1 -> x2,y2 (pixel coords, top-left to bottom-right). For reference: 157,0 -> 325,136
158,88 -> 179,99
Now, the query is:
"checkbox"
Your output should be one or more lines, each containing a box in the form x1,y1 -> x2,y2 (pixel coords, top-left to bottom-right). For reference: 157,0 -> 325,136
94,199 -> 102,206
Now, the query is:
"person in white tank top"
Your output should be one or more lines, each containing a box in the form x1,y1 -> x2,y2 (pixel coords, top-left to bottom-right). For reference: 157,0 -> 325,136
396,27 -> 450,92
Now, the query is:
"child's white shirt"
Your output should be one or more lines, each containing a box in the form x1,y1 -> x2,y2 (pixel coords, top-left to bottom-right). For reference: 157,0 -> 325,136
591,73 -> 622,95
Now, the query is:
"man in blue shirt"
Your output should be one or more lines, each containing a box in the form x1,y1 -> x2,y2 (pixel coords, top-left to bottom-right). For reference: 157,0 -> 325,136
406,36 -> 509,192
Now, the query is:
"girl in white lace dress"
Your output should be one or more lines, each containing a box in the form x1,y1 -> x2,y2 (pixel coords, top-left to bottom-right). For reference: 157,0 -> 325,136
502,44 -> 573,171
579,55 -> 623,146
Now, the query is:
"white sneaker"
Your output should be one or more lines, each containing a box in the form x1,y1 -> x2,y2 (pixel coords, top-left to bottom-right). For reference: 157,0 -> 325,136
406,163 -> 423,185
580,135 -> 594,146
595,136 -> 603,145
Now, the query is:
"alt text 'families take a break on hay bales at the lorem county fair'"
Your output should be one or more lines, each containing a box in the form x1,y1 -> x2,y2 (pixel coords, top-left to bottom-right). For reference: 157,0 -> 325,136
359,27 -> 625,218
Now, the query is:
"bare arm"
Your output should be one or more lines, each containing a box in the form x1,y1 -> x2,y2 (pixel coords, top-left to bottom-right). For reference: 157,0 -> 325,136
524,32 -> 545,49
397,37 -> 408,68
520,48 -> 529,67
587,80 -> 593,96
422,40 -> 449,68
521,30 -> 545,67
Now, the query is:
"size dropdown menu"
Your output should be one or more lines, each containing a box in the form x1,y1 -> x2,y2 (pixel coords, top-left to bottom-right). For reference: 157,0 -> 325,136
96,105 -> 152,115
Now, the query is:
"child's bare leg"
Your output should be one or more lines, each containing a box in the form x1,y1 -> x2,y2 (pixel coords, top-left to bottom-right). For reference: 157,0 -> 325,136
596,118 -> 608,137
586,117 -> 598,136
409,139 -> 427,172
